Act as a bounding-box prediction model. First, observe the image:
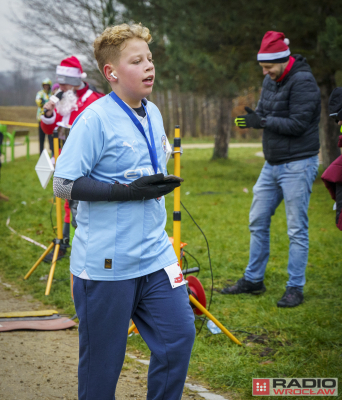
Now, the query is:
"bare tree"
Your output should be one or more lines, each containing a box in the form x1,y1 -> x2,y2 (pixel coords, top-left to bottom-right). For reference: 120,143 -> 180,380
6,0 -> 123,88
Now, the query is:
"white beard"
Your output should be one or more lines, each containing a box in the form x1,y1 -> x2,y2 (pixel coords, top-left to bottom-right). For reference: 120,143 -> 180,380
56,90 -> 78,116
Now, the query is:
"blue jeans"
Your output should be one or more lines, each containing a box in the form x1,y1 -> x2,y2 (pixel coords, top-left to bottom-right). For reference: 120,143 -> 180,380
74,269 -> 195,400
244,155 -> 319,291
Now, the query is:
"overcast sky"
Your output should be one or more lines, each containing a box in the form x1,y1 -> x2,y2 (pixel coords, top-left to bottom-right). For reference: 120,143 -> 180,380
0,0 -> 21,72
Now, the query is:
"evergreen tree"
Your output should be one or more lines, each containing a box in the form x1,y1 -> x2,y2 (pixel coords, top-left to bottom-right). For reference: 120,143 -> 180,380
121,0 -> 261,158
121,0 -> 342,165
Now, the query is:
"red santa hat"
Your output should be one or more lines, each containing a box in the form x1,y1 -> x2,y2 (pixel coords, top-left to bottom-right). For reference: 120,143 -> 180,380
257,31 -> 291,63
56,56 -> 87,86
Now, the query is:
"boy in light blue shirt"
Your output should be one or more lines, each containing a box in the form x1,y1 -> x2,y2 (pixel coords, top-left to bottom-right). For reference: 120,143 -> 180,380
53,23 -> 195,400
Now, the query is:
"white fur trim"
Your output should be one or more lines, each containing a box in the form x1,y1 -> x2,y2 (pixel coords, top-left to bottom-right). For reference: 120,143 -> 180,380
57,113 -> 71,128
56,65 -> 82,77
41,110 -> 56,125
257,49 -> 291,61
284,38 -> 290,46
81,72 -> 87,79
81,89 -> 93,103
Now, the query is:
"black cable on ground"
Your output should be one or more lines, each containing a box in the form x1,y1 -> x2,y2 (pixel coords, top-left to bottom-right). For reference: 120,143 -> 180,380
183,249 -> 200,276
181,201 -> 213,336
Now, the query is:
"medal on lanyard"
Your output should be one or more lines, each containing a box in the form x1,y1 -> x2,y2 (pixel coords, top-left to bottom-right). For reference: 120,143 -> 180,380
109,91 -> 158,174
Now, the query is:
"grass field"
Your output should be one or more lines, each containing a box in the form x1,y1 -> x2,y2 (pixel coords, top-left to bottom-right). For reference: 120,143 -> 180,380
0,148 -> 341,399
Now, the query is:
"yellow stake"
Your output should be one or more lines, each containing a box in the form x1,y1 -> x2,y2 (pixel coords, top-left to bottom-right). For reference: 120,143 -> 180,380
126,125 -> 242,346
24,242 -> 55,279
171,125 -> 242,346
188,295 -> 242,345
24,132 -> 65,296
173,126 -> 181,263
45,135 -> 64,295
128,324 -> 135,336
127,298 -> 242,345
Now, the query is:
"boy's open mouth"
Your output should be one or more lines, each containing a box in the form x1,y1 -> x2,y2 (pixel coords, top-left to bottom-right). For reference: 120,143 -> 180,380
143,75 -> 154,83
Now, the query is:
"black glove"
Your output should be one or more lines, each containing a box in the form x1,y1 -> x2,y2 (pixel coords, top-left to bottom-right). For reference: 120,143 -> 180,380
110,173 -> 180,201
235,107 -> 265,129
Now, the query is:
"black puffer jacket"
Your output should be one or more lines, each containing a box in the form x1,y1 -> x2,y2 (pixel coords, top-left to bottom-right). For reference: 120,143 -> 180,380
256,55 -> 321,164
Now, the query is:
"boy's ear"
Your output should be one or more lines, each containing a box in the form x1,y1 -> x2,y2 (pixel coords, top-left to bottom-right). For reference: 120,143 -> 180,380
103,64 -> 117,81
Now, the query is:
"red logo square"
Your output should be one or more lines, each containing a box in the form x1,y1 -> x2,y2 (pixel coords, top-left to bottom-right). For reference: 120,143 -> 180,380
253,379 -> 270,396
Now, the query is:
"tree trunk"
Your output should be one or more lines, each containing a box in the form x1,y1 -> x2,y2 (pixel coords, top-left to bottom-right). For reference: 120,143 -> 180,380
181,93 -> 187,137
172,90 -> 180,132
206,97 -> 212,136
319,80 -> 341,168
212,97 -> 232,159
191,95 -> 198,137
200,96 -> 205,136
163,90 -> 170,137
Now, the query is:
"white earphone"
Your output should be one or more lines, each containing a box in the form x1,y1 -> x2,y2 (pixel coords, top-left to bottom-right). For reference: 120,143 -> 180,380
110,72 -> 118,79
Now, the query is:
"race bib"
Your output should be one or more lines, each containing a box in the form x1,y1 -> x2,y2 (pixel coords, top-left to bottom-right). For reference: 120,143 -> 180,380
164,262 -> 186,289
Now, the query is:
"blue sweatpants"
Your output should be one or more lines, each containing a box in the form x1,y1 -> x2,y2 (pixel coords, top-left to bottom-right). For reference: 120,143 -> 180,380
73,268 -> 196,400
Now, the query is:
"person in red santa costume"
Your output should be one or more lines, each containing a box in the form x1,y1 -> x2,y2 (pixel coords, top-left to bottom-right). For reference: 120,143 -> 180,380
42,56 -> 104,262
41,55 -> 104,133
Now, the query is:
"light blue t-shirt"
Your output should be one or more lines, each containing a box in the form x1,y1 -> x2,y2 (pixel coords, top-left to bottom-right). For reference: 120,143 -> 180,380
55,94 -> 177,281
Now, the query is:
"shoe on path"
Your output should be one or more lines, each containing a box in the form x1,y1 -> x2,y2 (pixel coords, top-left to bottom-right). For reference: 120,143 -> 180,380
221,276 -> 266,295
277,287 -> 303,308
43,247 -> 67,263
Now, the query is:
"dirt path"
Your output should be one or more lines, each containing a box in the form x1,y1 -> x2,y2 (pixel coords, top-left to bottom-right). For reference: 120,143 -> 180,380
0,279 -> 215,400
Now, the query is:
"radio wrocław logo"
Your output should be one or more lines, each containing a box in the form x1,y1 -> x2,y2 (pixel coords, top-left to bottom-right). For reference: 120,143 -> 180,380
252,378 -> 338,396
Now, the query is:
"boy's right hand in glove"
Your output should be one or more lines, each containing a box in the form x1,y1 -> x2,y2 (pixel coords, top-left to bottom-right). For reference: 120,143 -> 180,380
110,173 -> 180,201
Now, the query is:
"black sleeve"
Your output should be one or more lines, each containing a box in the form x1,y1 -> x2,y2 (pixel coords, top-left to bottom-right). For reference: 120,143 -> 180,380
71,176 -> 112,201
55,173 -> 179,202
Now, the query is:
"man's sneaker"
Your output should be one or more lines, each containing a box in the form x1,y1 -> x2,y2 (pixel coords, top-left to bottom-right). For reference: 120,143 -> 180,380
43,247 -> 67,263
277,287 -> 304,308
221,277 -> 266,295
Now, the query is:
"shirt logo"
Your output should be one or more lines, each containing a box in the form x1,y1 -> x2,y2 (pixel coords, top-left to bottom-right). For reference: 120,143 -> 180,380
161,135 -> 167,153
82,115 -> 92,125
123,141 -> 136,152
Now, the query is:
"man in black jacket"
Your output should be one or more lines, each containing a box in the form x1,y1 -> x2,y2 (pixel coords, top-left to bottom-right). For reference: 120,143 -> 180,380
222,31 -> 320,308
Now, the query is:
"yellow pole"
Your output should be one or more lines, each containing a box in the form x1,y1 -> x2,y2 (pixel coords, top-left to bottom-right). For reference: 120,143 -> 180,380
45,244 -> 60,295
188,295 -> 242,345
45,133 -> 64,296
126,126 -> 242,346
173,126 -> 181,263
0,120 -> 39,128
128,324 -> 135,335
24,242 -> 55,279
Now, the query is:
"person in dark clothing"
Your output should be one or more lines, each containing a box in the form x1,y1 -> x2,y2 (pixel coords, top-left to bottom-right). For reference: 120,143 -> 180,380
35,78 -> 53,154
222,31 -> 320,308
321,87 -> 342,231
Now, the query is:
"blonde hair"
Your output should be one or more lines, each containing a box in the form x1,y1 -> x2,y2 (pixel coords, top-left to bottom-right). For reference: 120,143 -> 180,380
93,23 -> 152,77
